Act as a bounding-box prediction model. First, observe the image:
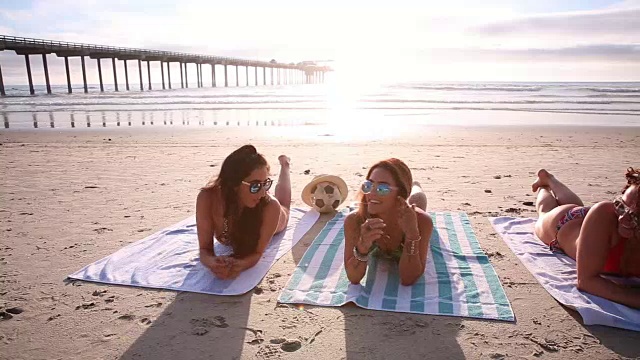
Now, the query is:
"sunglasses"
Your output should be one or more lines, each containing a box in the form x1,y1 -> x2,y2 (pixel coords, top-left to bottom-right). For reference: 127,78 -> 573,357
242,178 -> 273,194
614,196 -> 639,228
361,180 -> 398,196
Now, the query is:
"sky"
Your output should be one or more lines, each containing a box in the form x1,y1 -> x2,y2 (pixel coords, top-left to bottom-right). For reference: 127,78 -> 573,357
1,0 -> 639,84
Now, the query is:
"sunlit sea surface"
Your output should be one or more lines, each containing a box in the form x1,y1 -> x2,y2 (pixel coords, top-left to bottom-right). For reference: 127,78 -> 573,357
1,81 -> 639,131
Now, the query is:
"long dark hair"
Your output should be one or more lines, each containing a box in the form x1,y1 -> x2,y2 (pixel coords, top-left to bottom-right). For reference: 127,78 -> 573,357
202,145 -> 270,257
356,158 -> 413,225
621,167 -> 640,275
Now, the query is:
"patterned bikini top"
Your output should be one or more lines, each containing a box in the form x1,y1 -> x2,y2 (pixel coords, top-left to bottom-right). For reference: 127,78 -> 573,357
217,217 -> 232,246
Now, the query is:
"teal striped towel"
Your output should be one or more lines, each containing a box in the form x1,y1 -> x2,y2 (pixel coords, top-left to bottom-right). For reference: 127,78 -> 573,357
278,211 -> 515,321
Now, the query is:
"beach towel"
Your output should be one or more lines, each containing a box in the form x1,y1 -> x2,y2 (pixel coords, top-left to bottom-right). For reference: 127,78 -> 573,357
68,208 -> 319,295
278,211 -> 514,321
490,216 -> 640,331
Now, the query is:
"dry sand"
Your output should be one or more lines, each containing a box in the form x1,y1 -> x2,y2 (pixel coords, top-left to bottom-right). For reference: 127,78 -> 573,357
1,124 -> 639,360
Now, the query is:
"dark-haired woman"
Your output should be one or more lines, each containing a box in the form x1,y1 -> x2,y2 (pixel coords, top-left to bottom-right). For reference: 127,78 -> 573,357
532,167 -> 640,308
196,145 -> 291,280
343,158 -> 433,286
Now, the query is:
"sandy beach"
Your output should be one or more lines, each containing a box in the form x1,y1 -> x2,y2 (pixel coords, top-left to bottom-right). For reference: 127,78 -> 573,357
1,124 -> 639,360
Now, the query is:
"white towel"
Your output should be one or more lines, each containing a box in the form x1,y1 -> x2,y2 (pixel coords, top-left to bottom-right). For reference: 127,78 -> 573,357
68,208 -> 319,295
490,216 -> 640,331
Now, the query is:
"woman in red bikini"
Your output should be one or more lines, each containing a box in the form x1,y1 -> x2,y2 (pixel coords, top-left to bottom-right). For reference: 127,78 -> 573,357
196,145 -> 291,280
532,167 -> 640,309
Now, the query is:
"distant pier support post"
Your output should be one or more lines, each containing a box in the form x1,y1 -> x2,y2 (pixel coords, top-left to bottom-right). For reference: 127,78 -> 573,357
263,67 -> 266,85
211,63 -> 216,87
180,62 -> 184,88
224,64 -> 228,87
124,60 -> 130,91
167,62 -> 172,89
147,60 -> 152,90
138,59 -> 143,91
277,68 -> 280,85
245,66 -> 249,86
185,63 -> 188,88
255,66 -> 258,86
42,54 -> 51,94
271,67 -> 274,85
235,65 -> 239,87
24,55 -> 35,95
97,59 -> 104,92
64,56 -> 72,93
112,58 -> 118,91
81,56 -> 88,93
161,61 -> 165,89
0,62 -> 5,96
200,64 -> 204,87
195,63 -> 200,87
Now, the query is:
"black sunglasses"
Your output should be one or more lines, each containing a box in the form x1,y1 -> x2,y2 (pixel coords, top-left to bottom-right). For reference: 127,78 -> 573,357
242,178 -> 273,194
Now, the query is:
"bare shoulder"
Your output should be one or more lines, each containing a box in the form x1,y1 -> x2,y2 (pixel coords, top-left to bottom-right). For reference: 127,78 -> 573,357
344,211 -> 361,230
587,201 -> 617,224
414,207 -> 434,227
196,188 -> 216,211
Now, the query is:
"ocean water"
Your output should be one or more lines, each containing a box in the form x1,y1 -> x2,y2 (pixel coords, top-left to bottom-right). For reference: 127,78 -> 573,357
1,81 -> 639,130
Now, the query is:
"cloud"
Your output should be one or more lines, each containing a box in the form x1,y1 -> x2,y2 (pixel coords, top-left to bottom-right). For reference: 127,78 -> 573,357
2,0 -> 640,82
471,7 -> 640,44
421,44 -> 640,63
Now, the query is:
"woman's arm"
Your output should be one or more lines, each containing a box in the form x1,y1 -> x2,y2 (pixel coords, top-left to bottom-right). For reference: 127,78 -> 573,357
196,190 -> 230,278
343,213 -> 370,284
399,210 -> 433,286
576,202 -> 640,309
227,199 -> 282,277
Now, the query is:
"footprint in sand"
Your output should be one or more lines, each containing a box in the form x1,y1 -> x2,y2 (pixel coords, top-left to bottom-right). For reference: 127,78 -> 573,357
256,345 -> 282,359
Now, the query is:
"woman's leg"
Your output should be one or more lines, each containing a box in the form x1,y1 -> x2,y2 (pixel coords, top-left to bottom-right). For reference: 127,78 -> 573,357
274,155 -> 291,232
532,169 -> 583,245
408,181 -> 427,211
532,169 -> 584,208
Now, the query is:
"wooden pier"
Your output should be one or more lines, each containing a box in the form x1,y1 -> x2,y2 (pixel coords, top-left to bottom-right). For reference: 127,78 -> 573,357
0,35 -> 331,96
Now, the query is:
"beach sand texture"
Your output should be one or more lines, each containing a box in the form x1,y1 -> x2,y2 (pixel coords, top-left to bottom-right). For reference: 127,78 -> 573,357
1,125 -> 640,359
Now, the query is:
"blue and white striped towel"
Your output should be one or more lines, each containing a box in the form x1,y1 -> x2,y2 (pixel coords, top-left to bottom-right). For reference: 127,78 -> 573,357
279,211 -> 514,321
68,208 -> 319,296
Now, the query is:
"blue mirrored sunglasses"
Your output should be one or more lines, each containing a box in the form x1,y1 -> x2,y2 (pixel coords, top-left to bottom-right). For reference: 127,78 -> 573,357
242,178 -> 273,194
361,180 -> 398,196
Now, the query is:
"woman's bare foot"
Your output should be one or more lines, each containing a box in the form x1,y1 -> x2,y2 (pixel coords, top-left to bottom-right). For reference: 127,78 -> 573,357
278,155 -> 290,169
408,181 -> 428,211
531,169 -> 554,193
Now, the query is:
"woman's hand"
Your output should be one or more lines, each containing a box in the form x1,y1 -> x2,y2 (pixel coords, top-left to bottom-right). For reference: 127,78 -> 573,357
203,255 -> 234,279
358,218 -> 385,253
397,196 -> 419,238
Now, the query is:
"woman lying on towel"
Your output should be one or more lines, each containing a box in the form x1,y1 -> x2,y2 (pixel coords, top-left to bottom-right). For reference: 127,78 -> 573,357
343,158 -> 434,286
196,145 -> 291,280
532,167 -> 640,308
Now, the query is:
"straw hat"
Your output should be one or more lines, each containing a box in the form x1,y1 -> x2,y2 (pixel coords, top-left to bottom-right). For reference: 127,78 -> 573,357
301,174 -> 349,208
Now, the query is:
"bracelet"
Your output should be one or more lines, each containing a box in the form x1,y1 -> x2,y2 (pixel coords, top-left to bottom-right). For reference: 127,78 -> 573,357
352,246 -> 369,262
405,235 -> 421,256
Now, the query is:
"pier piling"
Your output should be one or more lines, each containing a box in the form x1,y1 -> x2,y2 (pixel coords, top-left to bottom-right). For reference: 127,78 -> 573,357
42,54 -> 51,94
